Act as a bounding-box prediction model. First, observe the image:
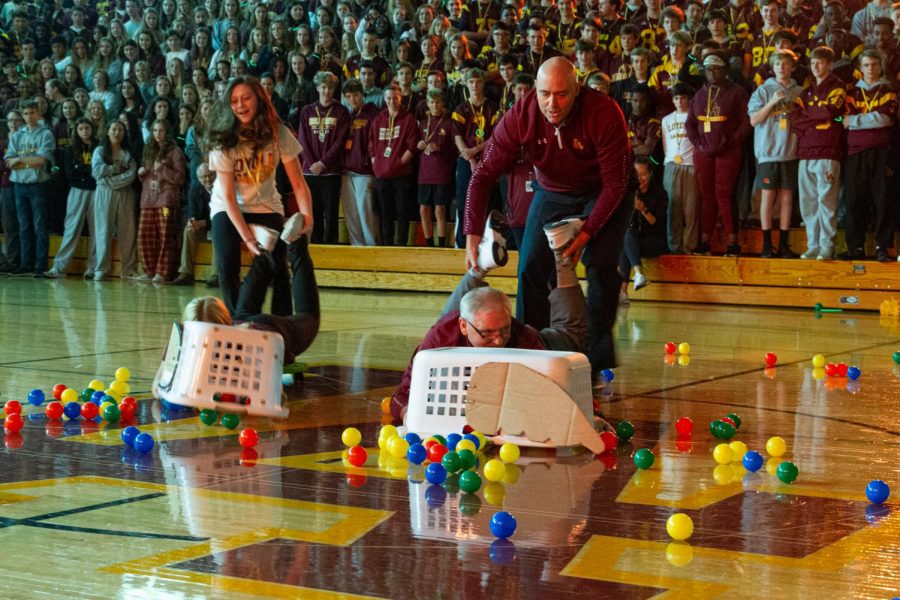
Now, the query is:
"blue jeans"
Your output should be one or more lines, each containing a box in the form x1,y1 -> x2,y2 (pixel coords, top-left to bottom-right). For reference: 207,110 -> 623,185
14,182 -> 49,273
454,158 -> 473,248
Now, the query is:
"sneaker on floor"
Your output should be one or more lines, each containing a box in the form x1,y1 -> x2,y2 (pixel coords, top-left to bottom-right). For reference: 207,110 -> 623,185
724,243 -> 741,257
172,273 -> 195,286
777,246 -> 799,259
633,272 -> 649,290
876,247 -> 891,263
131,273 -> 151,282
543,216 -> 584,254
618,290 -> 630,305
477,209 -> 513,272
205,274 -> 219,288
692,242 -> 711,256
801,248 -> 819,260
152,274 -> 167,284
280,212 -> 305,244
9,267 -> 32,277
83,271 -> 93,280
838,248 -> 864,260
93,272 -> 109,281
43,269 -> 63,278
32,272 -> 45,279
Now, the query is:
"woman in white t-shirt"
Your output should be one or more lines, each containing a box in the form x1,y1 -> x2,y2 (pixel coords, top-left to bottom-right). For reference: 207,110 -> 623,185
206,76 -> 313,318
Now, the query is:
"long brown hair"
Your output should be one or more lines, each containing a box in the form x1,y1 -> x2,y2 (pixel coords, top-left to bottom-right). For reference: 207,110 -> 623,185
206,76 -> 281,151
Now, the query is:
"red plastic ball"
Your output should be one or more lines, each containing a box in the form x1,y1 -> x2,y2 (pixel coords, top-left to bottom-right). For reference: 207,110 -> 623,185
4,400 -> 22,415
45,420 -> 64,438
824,363 -> 838,377
239,448 -> 259,466
346,473 -> 368,487
675,436 -> 694,453
118,402 -> 136,421
427,443 -> 449,463
836,363 -> 848,377
121,396 -> 137,408
423,439 -> 438,451
675,417 -> 694,436
347,445 -> 368,467
598,452 -> 617,470
664,342 -> 677,355
45,401 -> 64,420
4,413 -> 24,433
462,425 -> 474,434
80,402 -> 99,420
720,417 -> 736,428
599,430 -> 619,452
52,383 -> 67,401
238,428 -> 259,448
4,432 -> 23,449
764,352 -> 778,366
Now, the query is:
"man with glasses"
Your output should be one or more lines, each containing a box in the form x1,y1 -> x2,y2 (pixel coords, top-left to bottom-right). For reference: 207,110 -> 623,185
389,210 -> 589,421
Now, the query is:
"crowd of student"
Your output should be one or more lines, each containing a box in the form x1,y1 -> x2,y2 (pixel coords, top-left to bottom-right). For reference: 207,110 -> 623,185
0,0 -> 897,286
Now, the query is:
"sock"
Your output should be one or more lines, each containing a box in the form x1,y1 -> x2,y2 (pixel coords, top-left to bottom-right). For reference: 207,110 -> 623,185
554,253 -> 578,288
779,229 -> 790,248
425,237 -> 434,247
762,229 -> 772,253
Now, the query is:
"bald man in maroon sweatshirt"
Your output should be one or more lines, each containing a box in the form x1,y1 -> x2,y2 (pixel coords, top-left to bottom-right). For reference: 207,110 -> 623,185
465,57 -> 632,381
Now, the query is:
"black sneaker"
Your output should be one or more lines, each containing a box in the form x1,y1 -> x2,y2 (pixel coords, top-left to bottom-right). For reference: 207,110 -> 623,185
692,242 -> 711,256
32,272 -> 45,279
724,243 -> 741,257
876,247 -> 891,263
839,248 -> 864,260
205,274 -> 219,288
172,273 -> 195,286
777,246 -> 799,259
8,268 -> 32,277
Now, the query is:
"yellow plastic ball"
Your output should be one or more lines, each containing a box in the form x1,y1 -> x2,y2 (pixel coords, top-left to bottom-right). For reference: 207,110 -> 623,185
483,459 -> 507,482
342,427 -> 362,448
712,443 -> 733,465
379,425 -> 398,439
60,388 -> 79,403
666,513 -> 694,541
498,442 -> 520,463
388,436 -> 410,459
109,380 -> 128,396
678,342 -> 691,355
666,542 -> 694,567
377,434 -> 393,450
89,379 -> 105,391
115,367 -> 131,383
766,436 -> 787,457
380,396 -> 392,414
482,481 -> 506,505
98,401 -> 115,418
456,439 -> 477,453
104,389 -> 121,402
811,354 -> 826,368
677,355 -> 691,367
728,441 -> 748,460
812,367 -> 826,380
501,464 -> 520,485
472,431 -> 488,449
713,464 -> 732,485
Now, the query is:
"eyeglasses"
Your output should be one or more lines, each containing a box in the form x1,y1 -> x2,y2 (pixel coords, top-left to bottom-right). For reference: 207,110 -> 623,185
465,319 -> 511,340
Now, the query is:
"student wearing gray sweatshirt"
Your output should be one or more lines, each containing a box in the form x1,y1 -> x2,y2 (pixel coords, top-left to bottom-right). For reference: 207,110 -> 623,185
4,100 -> 56,277
748,49 -> 803,258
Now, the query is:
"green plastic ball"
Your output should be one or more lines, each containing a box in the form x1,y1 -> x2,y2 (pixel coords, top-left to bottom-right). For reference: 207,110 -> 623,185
459,470 -> 482,494
776,461 -> 799,484
633,448 -> 655,470
717,422 -> 736,440
81,387 -> 94,402
725,412 -> 742,429
102,404 -> 120,423
458,449 -> 477,470
431,434 -> 447,445
615,420 -> 635,441
220,413 -> 240,430
710,420 -> 723,438
199,409 -> 217,426
893,351 -> 900,365
441,451 -> 462,473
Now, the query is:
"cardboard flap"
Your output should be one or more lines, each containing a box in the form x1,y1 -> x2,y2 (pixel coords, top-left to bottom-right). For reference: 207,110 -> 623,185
467,363 -> 604,454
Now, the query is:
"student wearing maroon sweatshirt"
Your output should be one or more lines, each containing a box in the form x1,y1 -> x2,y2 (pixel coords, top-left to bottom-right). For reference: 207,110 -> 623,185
465,57 -> 632,380
685,52 -> 751,257
840,49 -> 898,262
297,71 -> 350,244
340,78 -> 381,246
369,84 -> 419,246
417,89 -> 457,248
791,46 -> 846,261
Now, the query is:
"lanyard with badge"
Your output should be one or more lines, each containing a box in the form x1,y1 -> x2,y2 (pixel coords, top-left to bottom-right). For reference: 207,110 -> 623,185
384,113 -> 396,157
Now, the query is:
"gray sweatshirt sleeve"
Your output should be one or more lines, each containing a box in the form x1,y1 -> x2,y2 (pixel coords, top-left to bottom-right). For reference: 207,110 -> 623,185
845,111 -> 893,130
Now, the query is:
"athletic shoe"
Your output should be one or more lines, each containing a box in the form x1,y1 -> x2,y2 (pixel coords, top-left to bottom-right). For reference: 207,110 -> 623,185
280,213 -> 305,244
83,272 -> 93,280
778,246 -> 799,259
724,243 -> 741,257
152,274 -> 167,284
633,272 -> 649,291
131,273 -> 151,282
32,272 -> 45,279
838,248 -> 864,260
692,242 -> 711,256
801,248 -> 819,260
8,268 -> 32,277
172,273 -> 195,286
205,274 -> 219,288
43,269 -> 63,278
543,216 -> 584,254
477,210 -> 513,272
876,247 -> 890,263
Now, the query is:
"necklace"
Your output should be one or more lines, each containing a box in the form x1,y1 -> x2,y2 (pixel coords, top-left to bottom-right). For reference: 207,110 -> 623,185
315,103 -> 334,142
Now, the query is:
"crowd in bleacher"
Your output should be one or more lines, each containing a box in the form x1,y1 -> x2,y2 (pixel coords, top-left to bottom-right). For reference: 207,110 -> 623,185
0,0 -> 897,286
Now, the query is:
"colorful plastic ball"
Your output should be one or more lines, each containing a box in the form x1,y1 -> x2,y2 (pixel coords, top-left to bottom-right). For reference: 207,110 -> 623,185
88,379 -> 105,391
380,396 -> 391,414
441,451 -> 462,473
678,342 -> 691,355
80,402 -> 99,420
498,443 -> 520,464
483,459 -> 507,482
121,426 -> 140,448
633,448 -> 655,470
58,388 -> 77,404
4,400 -> 22,416
489,511 -> 517,539
776,461 -> 799,483
347,445 -> 368,467
463,433 -> 481,450
458,449 -> 477,470
666,513 -> 694,541
847,366 -> 861,380
742,450 -> 764,472
600,368 -> 615,382
90,390 -> 106,405
423,439 -> 438,451
893,351 -> 900,364
716,421 -> 736,440
406,443 -> 427,465
341,427 -> 362,448
812,354 -> 826,368
725,412 -> 742,429
472,431 -> 488,450
824,363 -> 838,377
118,401 -> 136,421
427,443 -> 449,463
764,352 -> 778,367
199,408 -> 217,425
711,443 -> 732,465
404,432 -> 422,446
239,428 -> 259,448
865,480 -> 890,504
836,363 -> 848,377
44,402 -> 64,420
459,470 -> 482,494
766,436 -> 787,457
425,462 -> 448,485
445,432 -> 462,451
675,417 -> 693,436
27,389 -> 45,406
52,383 -> 67,400
431,434 -> 448,446
115,367 -> 131,382
615,420 -> 635,441
388,436 -> 410,459
664,341 -> 677,354
720,417 -> 736,428
80,387 -> 94,402
599,431 -> 619,452
133,432 -> 155,453
456,439 -> 477,453
728,440 -> 748,459
4,413 -> 23,433
102,403 -> 121,423
379,424 -> 399,439
220,413 -> 240,430
489,538 -> 516,564
678,355 -> 691,367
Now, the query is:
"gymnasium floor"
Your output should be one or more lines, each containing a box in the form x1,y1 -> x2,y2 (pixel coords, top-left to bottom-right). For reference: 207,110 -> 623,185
1,278 -> 898,599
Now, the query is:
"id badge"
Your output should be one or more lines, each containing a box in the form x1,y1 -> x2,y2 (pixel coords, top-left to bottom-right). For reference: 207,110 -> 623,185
383,146 -> 392,158
525,179 -> 534,193
779,117 -> 787,130
150,180 -> 159,191
703,121 -> 711,133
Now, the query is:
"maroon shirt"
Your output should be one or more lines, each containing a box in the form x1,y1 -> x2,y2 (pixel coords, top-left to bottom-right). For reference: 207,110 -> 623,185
845,81 -> 897,156
452,98 -> 500,150
685,80 -> 751,157
297,101 -> 350,175
342,103 -> 380,175
417,113 -> 457,185
506,151 -> 536,228
369,107 -> 418,179
343,55 -> 391,87
465,86 -> 631,238
791,73 -> 846,161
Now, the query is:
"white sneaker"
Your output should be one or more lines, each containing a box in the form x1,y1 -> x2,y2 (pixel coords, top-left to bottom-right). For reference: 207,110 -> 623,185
618,290 -> 630,305
131,273 -> 151,282
43,269 -> 62,278
544,216 -> 584,253
152,274 -> 166,284
280,213 -> 305,244
93,272 -> 109,281
633,272 -> 649,290
476,210 -> 512,272
801,248 -> 818,260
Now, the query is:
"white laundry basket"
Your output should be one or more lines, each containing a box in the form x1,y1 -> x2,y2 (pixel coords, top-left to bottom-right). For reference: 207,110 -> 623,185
152,321 -> 289,417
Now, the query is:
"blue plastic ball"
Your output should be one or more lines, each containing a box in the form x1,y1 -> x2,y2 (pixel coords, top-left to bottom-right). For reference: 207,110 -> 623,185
133,432 -> 155,453
847,366 -> 861,381
63,401 -> 82,420
407,443 -> 427,465
90,390 -> 106,405
463,433 -> 481,450
489,511 -> 518,539
404,432 -> 422,445
742,450 -> 764,473
27,389 -> 45,406
601,368 -> 615,382
866,479 -> 890,504
446,432 -> 462,451
425,462 -> 447,485
121,426 -> 141,448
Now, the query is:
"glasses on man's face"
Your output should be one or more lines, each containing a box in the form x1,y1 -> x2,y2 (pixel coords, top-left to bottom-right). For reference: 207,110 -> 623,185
465,319 -> 511,340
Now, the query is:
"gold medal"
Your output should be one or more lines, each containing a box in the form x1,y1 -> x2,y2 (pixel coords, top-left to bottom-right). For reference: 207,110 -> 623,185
319,131 -> 326,143
674,154 -> 683,164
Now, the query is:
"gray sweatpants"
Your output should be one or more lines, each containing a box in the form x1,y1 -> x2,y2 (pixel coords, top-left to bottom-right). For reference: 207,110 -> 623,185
663,162 -> 699,253
798,159 -> 841,256
341,172 -> 380,246
93,185 -> 137,278
52,187 -> 96,274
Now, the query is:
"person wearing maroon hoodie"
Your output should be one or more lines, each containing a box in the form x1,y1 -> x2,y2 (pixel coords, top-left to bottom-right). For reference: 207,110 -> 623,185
297,71 -> 349,244
685,51 -> 751,257
340,78 -> 382,246
417,89 -> 457,248
791,46 -> 846,261
369,84 -> 418,246
464,57 -> 632,381
840,49 -> 898,261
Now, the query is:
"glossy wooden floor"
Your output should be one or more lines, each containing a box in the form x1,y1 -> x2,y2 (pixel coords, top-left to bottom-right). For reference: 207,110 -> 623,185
1,278 -> 898,599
